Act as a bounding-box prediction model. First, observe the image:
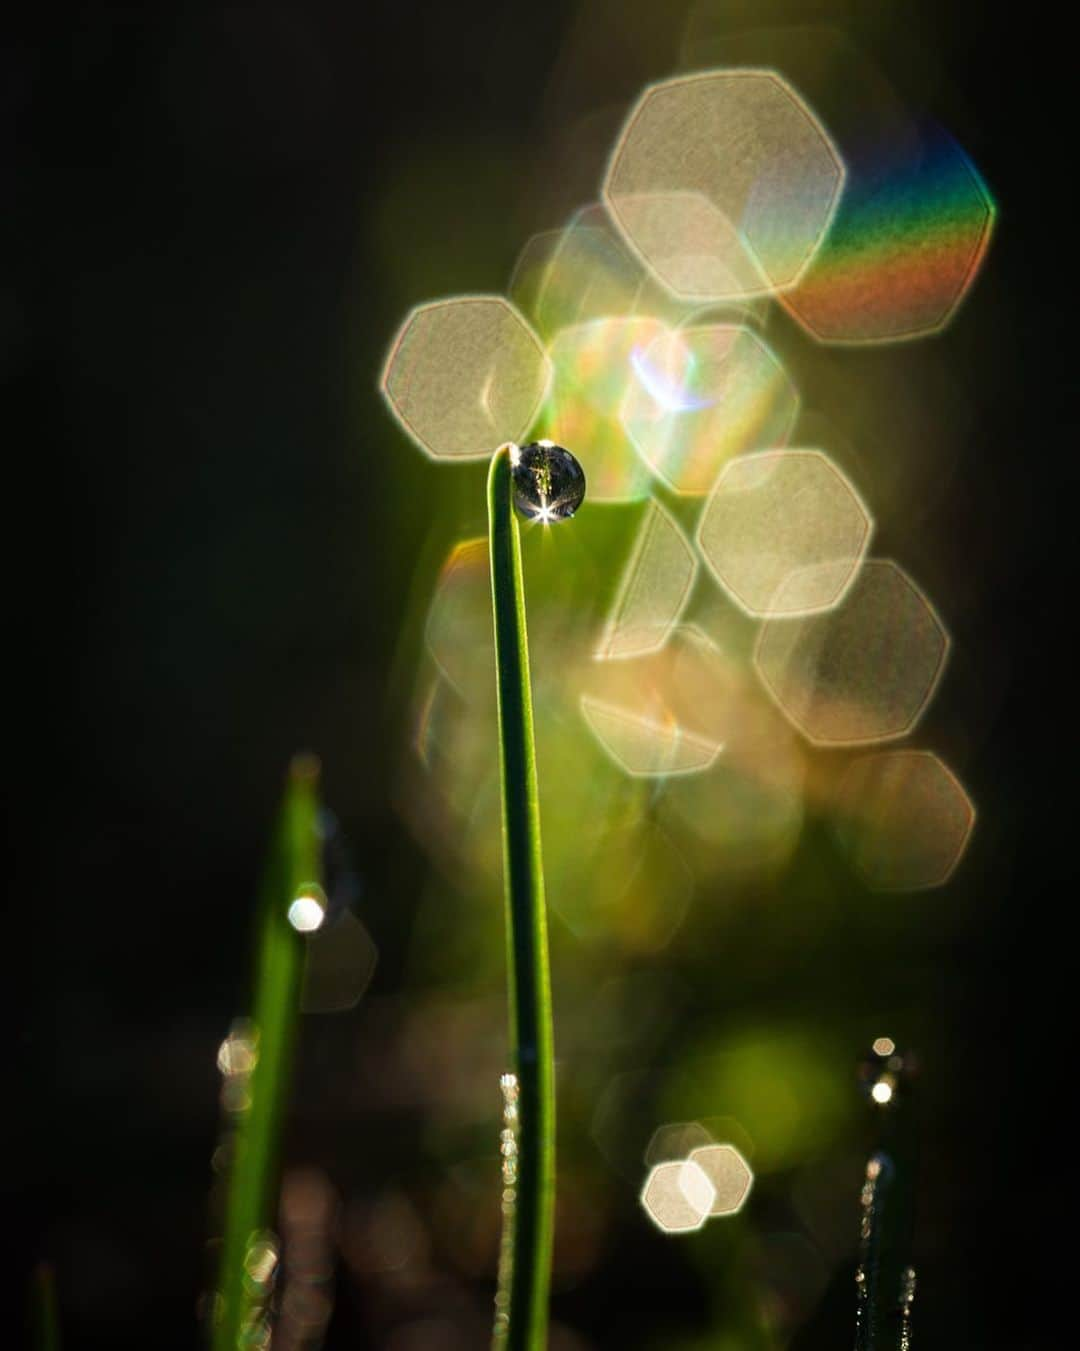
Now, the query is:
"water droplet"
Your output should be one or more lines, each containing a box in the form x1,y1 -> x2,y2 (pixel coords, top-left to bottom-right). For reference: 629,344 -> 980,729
858,1038 -> 917,1107
511,441 -> 586,522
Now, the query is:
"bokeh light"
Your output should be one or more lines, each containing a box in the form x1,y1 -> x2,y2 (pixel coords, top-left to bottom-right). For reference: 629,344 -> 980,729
381,297 -> 550,459
544,316 -> 672,501
621,323 -> 799,495
509,204 -> 675,341
640,1160 -> 715,1233
580,627 -> 732,776
687,1143 -> 754,1215
597,499 -> 697,657
425,538 -> 495,701
834,749 -> 976,889
754,559 -> 949,745
604,71 -> 845,299
697,450 -> 872,616
301,911 -> 378,1013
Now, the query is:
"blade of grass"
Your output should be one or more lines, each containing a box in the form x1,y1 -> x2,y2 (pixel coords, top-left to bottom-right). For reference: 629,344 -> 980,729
213,754 -> 321,1351
487,445 -> 556,1351
29,1263 -> 60,1351
855,1055 -> 919,1350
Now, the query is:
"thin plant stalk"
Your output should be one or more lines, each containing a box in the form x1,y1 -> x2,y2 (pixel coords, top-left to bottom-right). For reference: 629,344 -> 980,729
855,1055 -> 918,1351
487,445 -> 556,1350
213,754 -> 321,1351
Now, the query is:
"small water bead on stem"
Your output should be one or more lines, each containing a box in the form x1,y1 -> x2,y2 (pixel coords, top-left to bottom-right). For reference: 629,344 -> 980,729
510,441 -> 586,522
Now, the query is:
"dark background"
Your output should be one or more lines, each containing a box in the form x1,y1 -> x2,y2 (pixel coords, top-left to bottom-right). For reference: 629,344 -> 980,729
6,3 -> 1067,1347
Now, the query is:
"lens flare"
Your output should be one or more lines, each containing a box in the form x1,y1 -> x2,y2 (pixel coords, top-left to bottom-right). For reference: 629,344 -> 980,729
621,324 -> 798,495
542,316 -> 672,501
782,122 -> 995,343
381,296 -> 550,459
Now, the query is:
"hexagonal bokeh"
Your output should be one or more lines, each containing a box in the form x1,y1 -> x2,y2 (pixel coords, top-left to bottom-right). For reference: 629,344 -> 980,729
621,324 -> 798,495
597,499 -> 697,657
697,450 -> 872,616
604,71 -> 845,300
544,316 -> 672,502
781,122 -> 995,344
644,1121 -> 715,1167
381,296 -> 550,459
754,559 -> 949,746
688,1144 -> 754,1215
580,627 -> 733,776
834,750 -> 976,889
510,204 -> 668,341
640,1160 -> 715,1233
301,911 -> 378,1013
424,538 -> 494,701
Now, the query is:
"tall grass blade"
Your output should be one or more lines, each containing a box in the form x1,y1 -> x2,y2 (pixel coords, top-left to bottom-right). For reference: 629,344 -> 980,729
212,754 -> 321,1351
487,445 -> 556,1350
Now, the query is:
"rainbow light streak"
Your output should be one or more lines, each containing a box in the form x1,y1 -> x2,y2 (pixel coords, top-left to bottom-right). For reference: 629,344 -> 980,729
783,123 -> 996,343
630,345 -> 715,412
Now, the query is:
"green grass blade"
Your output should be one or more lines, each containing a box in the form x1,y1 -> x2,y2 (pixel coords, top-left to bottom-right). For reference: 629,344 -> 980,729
213,754 -> 321,1351
855,1053 -> 919,1351
487,445 -> 556,1351
29,1263 -> 61,1351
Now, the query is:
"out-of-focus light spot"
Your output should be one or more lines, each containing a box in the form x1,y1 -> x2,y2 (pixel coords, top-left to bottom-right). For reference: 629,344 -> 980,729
754,560 -> 949,745
645,1121 -> 715,1167
580,696 -> 721,777
543,316 -> 672,501
781,122 -> 995,344
604,71 -> 845,299
548,820 -> 694,953
834,750 -> 976,889
688,1143 -> 754,1215
509,204 -> 658,341
697,450 -> 872,616
665,1031 -> 850,1171
640,1160 -> 715,1233
597,499 -> 697,658
425,538 -> 495,701
581,627 -> 736,776
340,1191 -> 427,1276
287,889 -> 326,933
654,651 -> 806,882
217,1019 -> 259,1076
621,324 -> 798,495
301,910 -> 378,1013
872,1036 -> 896,1057
381,297 -> 550,459
242,1231 -> 280,1292
870,1080 -> 893,1105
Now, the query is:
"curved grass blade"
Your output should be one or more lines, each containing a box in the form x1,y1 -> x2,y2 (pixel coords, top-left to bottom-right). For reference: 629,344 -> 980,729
854,1044 -> 919,1350
487,445 -> 556,1350
212,754 -> 321,1351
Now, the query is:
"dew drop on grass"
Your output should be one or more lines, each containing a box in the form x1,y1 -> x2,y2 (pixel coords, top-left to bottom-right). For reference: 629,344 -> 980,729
511,441 -> 586,522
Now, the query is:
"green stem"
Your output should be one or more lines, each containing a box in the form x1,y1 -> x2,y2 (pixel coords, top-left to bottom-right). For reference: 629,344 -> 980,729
213,755 -> 321,1351
487,445 -> 556,1351
855,1075 -> 918,1349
